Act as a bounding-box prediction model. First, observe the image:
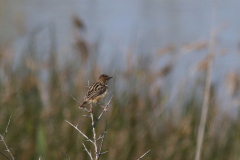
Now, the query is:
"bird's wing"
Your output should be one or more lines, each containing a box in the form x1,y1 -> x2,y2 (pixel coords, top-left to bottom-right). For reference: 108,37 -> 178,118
84,83 -> 107,101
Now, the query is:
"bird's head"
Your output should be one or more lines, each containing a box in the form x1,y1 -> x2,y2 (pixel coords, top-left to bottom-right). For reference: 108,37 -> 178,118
98,74 -> 113,85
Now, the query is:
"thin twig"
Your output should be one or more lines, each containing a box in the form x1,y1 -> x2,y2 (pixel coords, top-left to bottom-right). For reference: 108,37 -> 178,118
95,95 -> 113,126
99,151 -> 108,155
71,95 -> 90,112
0,135 -> 14,160
98,124 -> 109,159
97,124 -> 110,141
0,151 -> 10,160
3,115 -> 11,137
65,120 -> 94,144
38,154 -> 43,160
137,150 -> 151,160
0,116 -> 14,160
81,107 -> 90,112
195,3 -> 216,160
83,115 -> 91,118
71,95 -> 113,160
71,95 -> 81,105
60,150 -> 71,160
83,143 -> 93,160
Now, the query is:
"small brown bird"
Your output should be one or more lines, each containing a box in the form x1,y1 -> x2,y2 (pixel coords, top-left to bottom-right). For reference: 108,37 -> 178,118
80,74 -> 112,109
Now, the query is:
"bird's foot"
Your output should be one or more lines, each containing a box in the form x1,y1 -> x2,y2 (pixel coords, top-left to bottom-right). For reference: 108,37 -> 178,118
89,106 -> 93,113
100,105 -> 108,112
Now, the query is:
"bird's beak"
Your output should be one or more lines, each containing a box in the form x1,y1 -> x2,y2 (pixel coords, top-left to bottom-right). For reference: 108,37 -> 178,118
108,77 -> 113,80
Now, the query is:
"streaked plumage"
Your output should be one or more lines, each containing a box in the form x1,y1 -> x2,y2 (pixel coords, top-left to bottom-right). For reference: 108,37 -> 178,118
80,74 -> 112,108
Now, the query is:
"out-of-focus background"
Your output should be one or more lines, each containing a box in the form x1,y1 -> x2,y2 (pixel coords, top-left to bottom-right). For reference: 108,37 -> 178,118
1,0 -> 240,159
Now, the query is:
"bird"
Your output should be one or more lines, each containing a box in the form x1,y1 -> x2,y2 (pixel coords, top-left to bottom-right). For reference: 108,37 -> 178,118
80,74 -> 112,110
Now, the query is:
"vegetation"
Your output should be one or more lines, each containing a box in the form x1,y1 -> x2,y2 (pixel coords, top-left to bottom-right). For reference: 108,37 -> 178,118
0,16 -> 240,160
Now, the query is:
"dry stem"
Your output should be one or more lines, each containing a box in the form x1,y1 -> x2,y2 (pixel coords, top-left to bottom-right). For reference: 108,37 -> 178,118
67,96 -> 113,160
89,104 -> 98,160
194,4 -> 216,160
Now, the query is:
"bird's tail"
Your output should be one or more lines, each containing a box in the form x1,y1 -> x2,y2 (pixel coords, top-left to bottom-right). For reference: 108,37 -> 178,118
80,101 -> 87,108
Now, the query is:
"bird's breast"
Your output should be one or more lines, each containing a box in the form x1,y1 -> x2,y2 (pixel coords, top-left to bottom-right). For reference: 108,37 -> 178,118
89,89 -> 107,104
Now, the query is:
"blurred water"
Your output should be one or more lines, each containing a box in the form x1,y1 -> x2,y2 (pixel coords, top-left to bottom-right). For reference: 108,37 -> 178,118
2,0 -> 240,111
2,0 -> 239,62
21,0 -> 240,70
